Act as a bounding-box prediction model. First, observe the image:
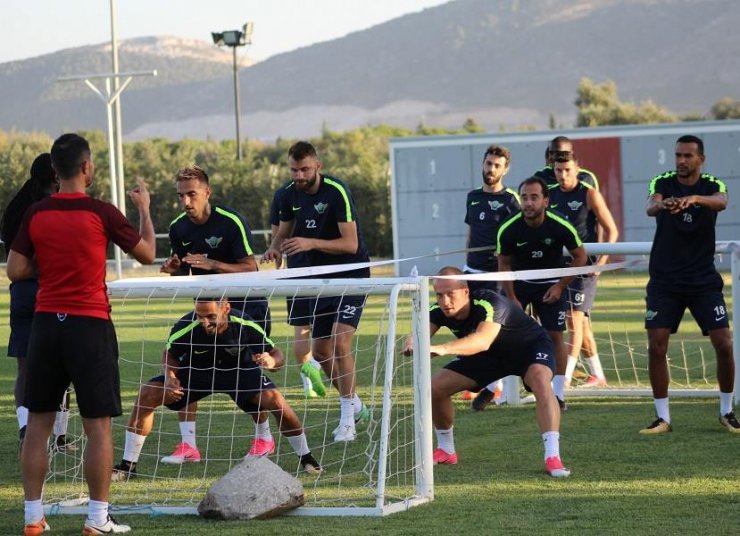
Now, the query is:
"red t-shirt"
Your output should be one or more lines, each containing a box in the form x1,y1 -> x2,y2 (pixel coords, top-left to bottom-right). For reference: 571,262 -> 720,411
11,193 -> 142,319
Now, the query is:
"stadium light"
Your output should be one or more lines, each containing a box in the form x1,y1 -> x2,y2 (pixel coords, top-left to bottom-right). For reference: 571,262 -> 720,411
211,22 -> 253,160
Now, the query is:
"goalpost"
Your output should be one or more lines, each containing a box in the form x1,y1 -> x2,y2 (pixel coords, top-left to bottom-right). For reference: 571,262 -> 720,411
43,275 -> 434,517
40,240 -> 738,517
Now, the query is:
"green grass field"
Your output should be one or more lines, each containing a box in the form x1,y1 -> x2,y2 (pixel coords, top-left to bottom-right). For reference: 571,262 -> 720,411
0,268 -> 738,534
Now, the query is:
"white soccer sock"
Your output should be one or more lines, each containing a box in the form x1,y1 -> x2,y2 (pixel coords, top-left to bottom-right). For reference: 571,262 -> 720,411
352,393 -> 364,416
17,406 -> 28,429
434,427 -> 455,454
584,355 -> 605,379
719,391 -> 734,416
87,499 -> 109,526
287,433 -> 310,456
123,431 -> 147,463
24,499 -> 44,524
340,396 -> 354,424
654,398 -> 670,423
255,418 -> 273,440
53,409 -> 69,438
552,375 -> 566,400
179,421 -> 196,448
542,431 -> 560,460
565,356 -> 578,381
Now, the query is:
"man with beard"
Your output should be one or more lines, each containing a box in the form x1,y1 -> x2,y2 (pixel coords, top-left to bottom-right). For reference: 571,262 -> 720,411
462,145 -> 520,407
497,177 -> 587,411
641,135 -> 738,434
264,141 -> 371,442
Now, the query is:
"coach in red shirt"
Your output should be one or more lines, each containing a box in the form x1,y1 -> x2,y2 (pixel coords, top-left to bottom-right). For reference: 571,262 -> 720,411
7,133 -> 156,535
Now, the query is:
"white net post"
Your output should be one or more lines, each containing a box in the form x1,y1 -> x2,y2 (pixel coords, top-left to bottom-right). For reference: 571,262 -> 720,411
731,242 -> 740,404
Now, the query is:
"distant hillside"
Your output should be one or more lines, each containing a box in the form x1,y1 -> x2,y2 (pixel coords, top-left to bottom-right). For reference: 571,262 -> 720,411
1,0 -> 738,140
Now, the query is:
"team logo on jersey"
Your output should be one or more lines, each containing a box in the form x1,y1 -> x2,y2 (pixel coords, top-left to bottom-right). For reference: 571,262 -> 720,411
225,347 -> 239,356
567,200 -> 583,211
205,236 -> 223,249
645,309 -> 658,321
488,200 -> 504,210
543,238 -> 553,245
314,202 -> 329,214
56,313 -> 67,322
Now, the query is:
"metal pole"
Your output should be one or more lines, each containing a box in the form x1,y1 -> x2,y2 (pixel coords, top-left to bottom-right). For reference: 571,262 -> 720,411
232,46 -> 242,160
110,0 -> 126,217
730,242 -> 740,405
103,78 -> 123,279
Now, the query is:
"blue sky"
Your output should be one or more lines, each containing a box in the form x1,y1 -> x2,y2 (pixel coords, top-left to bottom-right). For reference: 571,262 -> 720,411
0,0 -> 450,64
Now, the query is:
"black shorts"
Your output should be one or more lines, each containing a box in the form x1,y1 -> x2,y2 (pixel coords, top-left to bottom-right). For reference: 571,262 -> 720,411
286,296 -> 312,327
567,275 -> 597,315
514,281 -> 567,331
312,294 -> 367,338
228,297 -> 271,336
645,280 -> 729,335
443,334 -> 555,389
25,313 -> 122,418
8,279 -> 38,358
151,363 -> 277,413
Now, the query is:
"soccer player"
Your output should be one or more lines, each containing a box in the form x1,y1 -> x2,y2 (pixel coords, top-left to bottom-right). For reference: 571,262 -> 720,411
641,135 -> 739,434
160,165 -> 272,461
462,145 -> 520,408
533,136 -> 599,190
549,151 -> 619,388
497,176 -> 587,410
403,266 -> 570,477
264,141 -> 371,442
1,153 -> 75,453
269,185 -> 325,398
111,298 -> 322,480
8,133 -> 156,535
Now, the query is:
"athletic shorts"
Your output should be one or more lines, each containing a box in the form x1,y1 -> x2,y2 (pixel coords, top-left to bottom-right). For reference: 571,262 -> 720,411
311,294 -> 367,339
228,297 -> 271,336
150,364 -> 277,413
645,281 -> 729,335
8,279 -> 38,358
567,275 -> 597,315
443,333 -> 555,389
25,313 -> 122,418
286,296 -> 312,327
514,281 -> 567,331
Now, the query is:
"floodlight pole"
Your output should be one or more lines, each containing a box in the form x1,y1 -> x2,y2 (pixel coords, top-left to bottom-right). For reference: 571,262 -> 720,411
56,70 -> 157,279
232,45 -> 242,160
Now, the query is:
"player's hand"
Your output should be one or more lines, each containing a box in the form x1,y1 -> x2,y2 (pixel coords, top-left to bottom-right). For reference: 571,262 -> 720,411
402,335 -> 414,356
282,237 -> 313,256
160,254 -> 182,274
261,248 -> 283,269
182,253 -> 213,270
254,352 -> 278,371
668,195 -> 694,214
542,284 -> 563,304
127,177 -> 151,211
163,375 -> 184,404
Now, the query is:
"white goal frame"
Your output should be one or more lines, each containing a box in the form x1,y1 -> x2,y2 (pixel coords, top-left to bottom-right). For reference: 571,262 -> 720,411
46,276 -> 434,517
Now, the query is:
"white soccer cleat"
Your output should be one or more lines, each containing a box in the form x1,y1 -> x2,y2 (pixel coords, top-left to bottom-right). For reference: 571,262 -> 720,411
333,423 -> 357,442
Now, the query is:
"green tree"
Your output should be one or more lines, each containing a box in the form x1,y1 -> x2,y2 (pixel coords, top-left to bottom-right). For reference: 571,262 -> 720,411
575,78 -> 677,127
710,97 -> 740,120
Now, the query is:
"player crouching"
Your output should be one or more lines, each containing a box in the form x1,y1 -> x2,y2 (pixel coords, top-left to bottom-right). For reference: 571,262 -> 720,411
405,267 -> 570,477
112,297 -> 321,480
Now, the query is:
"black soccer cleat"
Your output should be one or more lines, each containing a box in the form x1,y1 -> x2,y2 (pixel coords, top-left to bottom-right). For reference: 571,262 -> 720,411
472,388 -> 495,411
300,453 -> 323,475
111,460 -> 138,482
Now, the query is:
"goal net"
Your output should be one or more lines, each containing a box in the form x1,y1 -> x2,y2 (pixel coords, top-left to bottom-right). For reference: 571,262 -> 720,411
43,273 -> 434,517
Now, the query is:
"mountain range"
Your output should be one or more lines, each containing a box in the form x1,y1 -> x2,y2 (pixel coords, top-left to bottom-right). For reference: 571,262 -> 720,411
1,0 -> 738,141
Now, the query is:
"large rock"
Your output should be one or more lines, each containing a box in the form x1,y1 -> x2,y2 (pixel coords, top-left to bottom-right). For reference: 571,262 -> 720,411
198,456 -> 304,520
